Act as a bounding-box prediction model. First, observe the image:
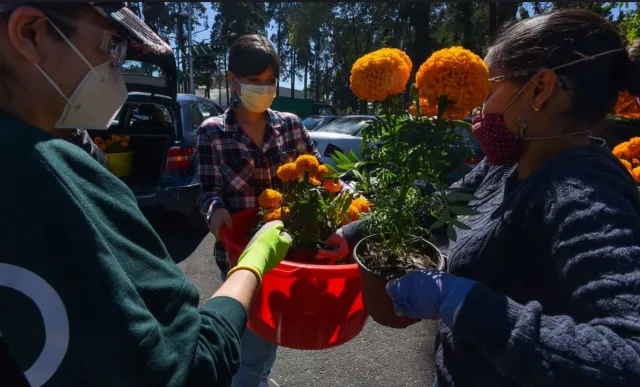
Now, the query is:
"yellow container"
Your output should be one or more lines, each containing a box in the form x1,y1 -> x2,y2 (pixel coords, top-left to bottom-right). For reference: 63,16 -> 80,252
106,151 -> 134,178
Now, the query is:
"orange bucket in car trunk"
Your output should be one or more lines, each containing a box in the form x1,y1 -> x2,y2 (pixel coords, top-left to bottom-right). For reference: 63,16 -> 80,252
106,151 -> 134,178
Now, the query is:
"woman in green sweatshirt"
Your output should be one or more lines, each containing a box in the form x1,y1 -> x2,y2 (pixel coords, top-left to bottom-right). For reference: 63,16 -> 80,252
0,3 -> 291,386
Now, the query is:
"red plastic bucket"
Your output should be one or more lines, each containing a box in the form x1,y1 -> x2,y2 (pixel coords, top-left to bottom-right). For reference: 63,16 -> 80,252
219,208 -> 368,350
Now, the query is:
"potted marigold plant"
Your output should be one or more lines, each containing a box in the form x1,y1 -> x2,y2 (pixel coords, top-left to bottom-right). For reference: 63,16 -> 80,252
94,135 -> 133,178
217,153 -> 372,350
331,46 -> 489,327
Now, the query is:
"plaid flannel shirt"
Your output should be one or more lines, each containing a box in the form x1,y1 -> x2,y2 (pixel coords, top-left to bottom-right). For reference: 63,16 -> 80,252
197,102 -> 322,274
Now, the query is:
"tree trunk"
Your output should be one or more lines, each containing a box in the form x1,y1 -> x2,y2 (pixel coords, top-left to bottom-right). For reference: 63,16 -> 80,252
406,3 -> 432,100
290,48 -> 296,98
303,58 -> 308,100
489,2 -> 498,40
314,36 -> 321,101
460,2 -> 473,48
276,15 -> 282,97
497,2 -> 519,31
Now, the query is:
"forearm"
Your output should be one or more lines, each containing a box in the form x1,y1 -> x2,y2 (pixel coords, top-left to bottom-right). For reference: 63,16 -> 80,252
211,269 -> 259,312
453,283 -> 640,387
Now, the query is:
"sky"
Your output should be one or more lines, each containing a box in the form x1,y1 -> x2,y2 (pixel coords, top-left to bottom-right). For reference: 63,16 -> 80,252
186,2 -> 638,92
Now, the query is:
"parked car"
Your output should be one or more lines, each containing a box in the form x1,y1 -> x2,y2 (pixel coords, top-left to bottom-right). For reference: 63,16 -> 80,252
309,115 -> 375,166
303,114 -> 339,131
88,53 -> 223,230
310,115 -> 483,183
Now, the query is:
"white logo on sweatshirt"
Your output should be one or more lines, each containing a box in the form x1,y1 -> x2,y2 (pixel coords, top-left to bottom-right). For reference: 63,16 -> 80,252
0,263 -> 69,387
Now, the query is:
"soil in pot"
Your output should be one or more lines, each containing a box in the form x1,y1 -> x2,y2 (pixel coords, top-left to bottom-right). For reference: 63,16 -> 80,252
357,237 -> 440,279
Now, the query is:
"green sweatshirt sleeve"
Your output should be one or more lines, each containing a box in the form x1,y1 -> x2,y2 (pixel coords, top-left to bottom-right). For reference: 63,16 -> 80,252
0,124 -> 247,387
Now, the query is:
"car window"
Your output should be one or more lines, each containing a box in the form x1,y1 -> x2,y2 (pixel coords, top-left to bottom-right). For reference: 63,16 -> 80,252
316,117 -> 371,136
303,117 -> 321,130
197,101 -> 221,120
189,102 -> 204,130
128,104 -> 172,126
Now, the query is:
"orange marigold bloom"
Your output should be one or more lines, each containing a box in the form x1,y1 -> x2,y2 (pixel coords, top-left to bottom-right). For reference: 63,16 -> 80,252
350,48 -> 412,101
342,205 -> 361,225
632,166 -> 640,184
315,164 -> 332,181
263,207 -> 282,222
615,90 -> 640,119
416,46 -> 490,120
295,154 -> 319,174
621,159 -> 633,172
308,177 -> 322,186
258,189 -> 283,209
352,197 -> 372,214
277,162 -> 299,182
323,179 -> 341,194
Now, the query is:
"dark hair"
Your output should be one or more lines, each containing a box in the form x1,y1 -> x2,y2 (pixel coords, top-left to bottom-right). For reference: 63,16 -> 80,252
485,9 -> 637,123
228,34 -> 280,78
0,2 -> 90,38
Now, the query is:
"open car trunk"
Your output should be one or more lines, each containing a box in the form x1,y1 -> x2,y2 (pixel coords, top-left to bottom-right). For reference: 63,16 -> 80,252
97,47 -> 179,194
90,99 -> 175,194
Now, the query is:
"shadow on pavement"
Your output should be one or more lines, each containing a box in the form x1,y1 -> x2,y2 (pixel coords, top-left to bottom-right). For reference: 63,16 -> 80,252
145,211 -> 208,264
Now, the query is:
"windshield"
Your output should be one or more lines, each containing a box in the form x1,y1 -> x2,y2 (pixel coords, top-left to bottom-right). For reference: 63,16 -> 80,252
303,116 -> 321,130
316,117 -> 372,136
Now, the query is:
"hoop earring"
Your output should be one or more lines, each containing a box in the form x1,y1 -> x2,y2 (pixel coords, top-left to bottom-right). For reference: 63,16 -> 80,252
533,105 -> 540,112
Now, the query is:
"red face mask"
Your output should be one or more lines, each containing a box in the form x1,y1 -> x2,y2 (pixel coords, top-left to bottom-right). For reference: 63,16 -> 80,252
472,113 -> 522,165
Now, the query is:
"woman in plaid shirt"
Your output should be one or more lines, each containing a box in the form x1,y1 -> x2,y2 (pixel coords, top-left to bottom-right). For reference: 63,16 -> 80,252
196,34 -> 322,387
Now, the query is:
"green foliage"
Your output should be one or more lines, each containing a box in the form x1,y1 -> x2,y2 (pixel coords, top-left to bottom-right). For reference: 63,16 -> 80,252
330,95 -> 477,253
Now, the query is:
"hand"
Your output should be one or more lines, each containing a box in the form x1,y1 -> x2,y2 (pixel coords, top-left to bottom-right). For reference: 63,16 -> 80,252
227,221 -> 292,282
385,269 -> 476,328
316,228 -> 350,263
210,208 -> 232,239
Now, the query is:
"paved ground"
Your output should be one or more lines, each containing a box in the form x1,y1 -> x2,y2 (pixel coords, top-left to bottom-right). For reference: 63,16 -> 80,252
150,214 -> 439,387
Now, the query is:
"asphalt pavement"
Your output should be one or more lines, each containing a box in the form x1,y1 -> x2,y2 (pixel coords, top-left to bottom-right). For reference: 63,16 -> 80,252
150,214 -> 440,387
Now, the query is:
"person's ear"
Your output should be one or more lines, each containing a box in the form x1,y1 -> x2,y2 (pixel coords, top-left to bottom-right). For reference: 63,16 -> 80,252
531,69 -> 557,111
6,7 -> 51,64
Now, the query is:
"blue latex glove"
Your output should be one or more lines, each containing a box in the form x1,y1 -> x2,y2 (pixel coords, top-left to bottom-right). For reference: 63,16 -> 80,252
385,269 -> 476,328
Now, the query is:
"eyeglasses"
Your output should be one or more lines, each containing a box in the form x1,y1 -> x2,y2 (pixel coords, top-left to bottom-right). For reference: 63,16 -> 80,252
100,30 -> 128,68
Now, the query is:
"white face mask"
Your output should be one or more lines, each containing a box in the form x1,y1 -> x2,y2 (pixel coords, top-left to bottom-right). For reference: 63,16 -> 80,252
35,19 -> 128,130
236,77 -> 276,113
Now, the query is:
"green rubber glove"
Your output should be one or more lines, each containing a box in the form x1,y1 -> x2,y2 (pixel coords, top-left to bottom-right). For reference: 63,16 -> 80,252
227,221 -> 293,283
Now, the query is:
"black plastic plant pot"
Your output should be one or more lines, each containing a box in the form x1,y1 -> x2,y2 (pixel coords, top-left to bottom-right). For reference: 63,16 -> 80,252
353,234 -> 445,329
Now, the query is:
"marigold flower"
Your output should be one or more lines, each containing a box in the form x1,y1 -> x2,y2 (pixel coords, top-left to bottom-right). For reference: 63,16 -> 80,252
308,177 -> 322,186
121,141 -> 129,147
416,46 -> 490,120
352,197 -> 372,214
621,159 -> 633,172
263,207 -> 282,222
350,47 -> 412,101
277,163 -> 299,182
614,137 -> 640,163
258,189 -> 283,209
323,179 -> 341,194
295,154 -> 320,174
615,90 -> 640,119
315,164 -> 331,181
342,205 -> 361,225
98,143 -> 107,152
632,166 -> 640,184
94,137 -> 104,144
